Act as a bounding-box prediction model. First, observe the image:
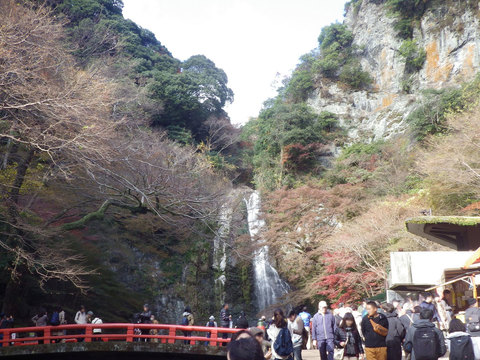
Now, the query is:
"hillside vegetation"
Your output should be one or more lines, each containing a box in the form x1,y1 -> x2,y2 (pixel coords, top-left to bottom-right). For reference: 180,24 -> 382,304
0,0 -> 247,323
242,0 -> 480,305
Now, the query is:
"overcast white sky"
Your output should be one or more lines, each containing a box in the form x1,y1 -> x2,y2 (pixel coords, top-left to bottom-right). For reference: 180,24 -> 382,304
122,0 -> 346,125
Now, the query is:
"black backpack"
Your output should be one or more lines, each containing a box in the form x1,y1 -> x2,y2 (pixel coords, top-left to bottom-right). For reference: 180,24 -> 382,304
181,316 -> 189,326
274,327 -> 293,357
449,335 -> 474,360
413,326 -> 439,360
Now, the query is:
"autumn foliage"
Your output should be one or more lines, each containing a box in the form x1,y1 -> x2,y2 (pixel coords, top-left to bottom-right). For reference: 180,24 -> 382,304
316,251 -> 383,305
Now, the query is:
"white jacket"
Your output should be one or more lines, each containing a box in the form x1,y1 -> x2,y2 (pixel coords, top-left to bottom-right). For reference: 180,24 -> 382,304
288,316 -> 303,348
75,311 -> 87,324
92,317 -> 103,334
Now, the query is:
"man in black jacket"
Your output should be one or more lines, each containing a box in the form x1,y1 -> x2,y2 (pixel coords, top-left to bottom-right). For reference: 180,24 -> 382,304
220,303 -> 231,346
383,303 -> 405,360
361,301 -> 389,360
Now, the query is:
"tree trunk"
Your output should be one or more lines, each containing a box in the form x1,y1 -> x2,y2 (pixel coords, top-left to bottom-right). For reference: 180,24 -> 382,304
1,270 -> 25,316
10,149 -> 35,206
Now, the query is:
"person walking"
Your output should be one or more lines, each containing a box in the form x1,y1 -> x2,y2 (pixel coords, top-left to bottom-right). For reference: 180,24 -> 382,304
32,309 -> 48,344
420,293 -> 439,323
138,304 -> 152,341
75,305 -> 87,325
403,308 -> 447,360
334,312 -> 364,360
446,318 -> 475,360
150,319 -> 160,343
205,315 -> 217,345
220,303 -> 232,346
267,308 -> 293,360
0,314 -> 14,347
90,312 -> 103,342
383,303 -> 405,360
434,295 -> 451,332
139,304 -> 152,324
181,306 -> 194,345
288,310 -> 304,360
312,301 -> 336,360
236,311 -> 249,329
400,303 -> 417,331
250,327 -> 272,359
360,301 -> 388,360
299,306 -> 312,350
465,298 -> 480,337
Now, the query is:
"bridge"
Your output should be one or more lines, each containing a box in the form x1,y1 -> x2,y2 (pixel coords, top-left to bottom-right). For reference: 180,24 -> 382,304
0,323 -> 240,359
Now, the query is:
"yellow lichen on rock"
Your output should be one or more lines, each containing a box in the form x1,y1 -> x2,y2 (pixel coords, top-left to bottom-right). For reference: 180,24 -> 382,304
461,44 -> 476,78
425,40 -> 453,83
376,93 -> 397,111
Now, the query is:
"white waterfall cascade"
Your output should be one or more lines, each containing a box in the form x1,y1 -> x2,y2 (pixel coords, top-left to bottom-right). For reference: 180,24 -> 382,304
245,191 -> 290,312
213,204 -> 233,303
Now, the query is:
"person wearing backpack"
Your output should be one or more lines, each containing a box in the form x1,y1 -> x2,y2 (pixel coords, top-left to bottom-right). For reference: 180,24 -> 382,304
267,308 -> 293,360
400,303 -> 417,331
181,306 -> 194,345
204,316 -> 217,345
446,318 -> 475,360
403,308 -> 446,360
383,303 -> 406,360
360,301 -> 389,360
465,298 -> 480,337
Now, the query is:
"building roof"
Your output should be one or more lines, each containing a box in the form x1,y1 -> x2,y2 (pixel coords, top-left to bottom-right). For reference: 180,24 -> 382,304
405,216 -> 480,251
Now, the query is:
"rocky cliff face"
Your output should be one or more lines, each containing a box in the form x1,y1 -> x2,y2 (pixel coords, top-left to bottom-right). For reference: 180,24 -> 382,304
308,0 -> 480,140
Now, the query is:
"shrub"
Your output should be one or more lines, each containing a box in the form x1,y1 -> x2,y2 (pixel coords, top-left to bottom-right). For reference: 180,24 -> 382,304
398,39 -> 426,73
386,0 -> 430,39
318,23 -> 354,51
339,60 -> 372,89
318,111 -> 339,132
407,88 -> 463,140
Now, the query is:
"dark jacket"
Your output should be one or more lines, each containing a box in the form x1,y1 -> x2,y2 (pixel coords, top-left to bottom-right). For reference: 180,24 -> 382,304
361,313 -> 389,348
420,301 -> 438,322
403,319 -> 447,360
236,316 -> 249,329
385,312 -> 406,345
139,310 -> 152,324
312,312 -> 336,341
220,308 -> 230,327
334,326 -> 364,356
400,311 -> 419,330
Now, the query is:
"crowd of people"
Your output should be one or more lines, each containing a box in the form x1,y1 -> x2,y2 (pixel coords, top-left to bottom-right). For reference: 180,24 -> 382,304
226,291 -> 480,360
5,291 -> 480,360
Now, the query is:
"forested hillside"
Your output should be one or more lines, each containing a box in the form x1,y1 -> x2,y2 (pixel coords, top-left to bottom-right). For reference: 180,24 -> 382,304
242,0 -> 480,306
0,0 -> 249,324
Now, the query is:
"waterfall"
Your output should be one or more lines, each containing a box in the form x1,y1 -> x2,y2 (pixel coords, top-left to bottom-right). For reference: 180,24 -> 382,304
245,191 -> 290,312
213,204 -> 233,304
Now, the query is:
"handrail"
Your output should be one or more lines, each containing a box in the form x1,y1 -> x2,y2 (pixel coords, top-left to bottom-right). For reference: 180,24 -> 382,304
0,323 -> 241,347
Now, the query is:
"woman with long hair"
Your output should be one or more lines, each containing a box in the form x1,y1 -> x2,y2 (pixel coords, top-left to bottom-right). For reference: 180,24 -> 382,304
334,312 -> 364,360
267,309 -> 293,360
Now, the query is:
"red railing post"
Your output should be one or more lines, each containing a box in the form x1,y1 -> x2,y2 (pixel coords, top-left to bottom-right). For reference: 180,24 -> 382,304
2,330 -> 9,347
126,325 -> 133,342
44,327 -> 50,344
85,325 -> 92,343
167,326 -> 176,344
210,328 -> 218,346
191,328 -> 195,345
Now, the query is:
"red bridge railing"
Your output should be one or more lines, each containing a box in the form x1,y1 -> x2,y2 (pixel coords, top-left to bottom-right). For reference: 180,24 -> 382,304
0,323 -> 241,347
